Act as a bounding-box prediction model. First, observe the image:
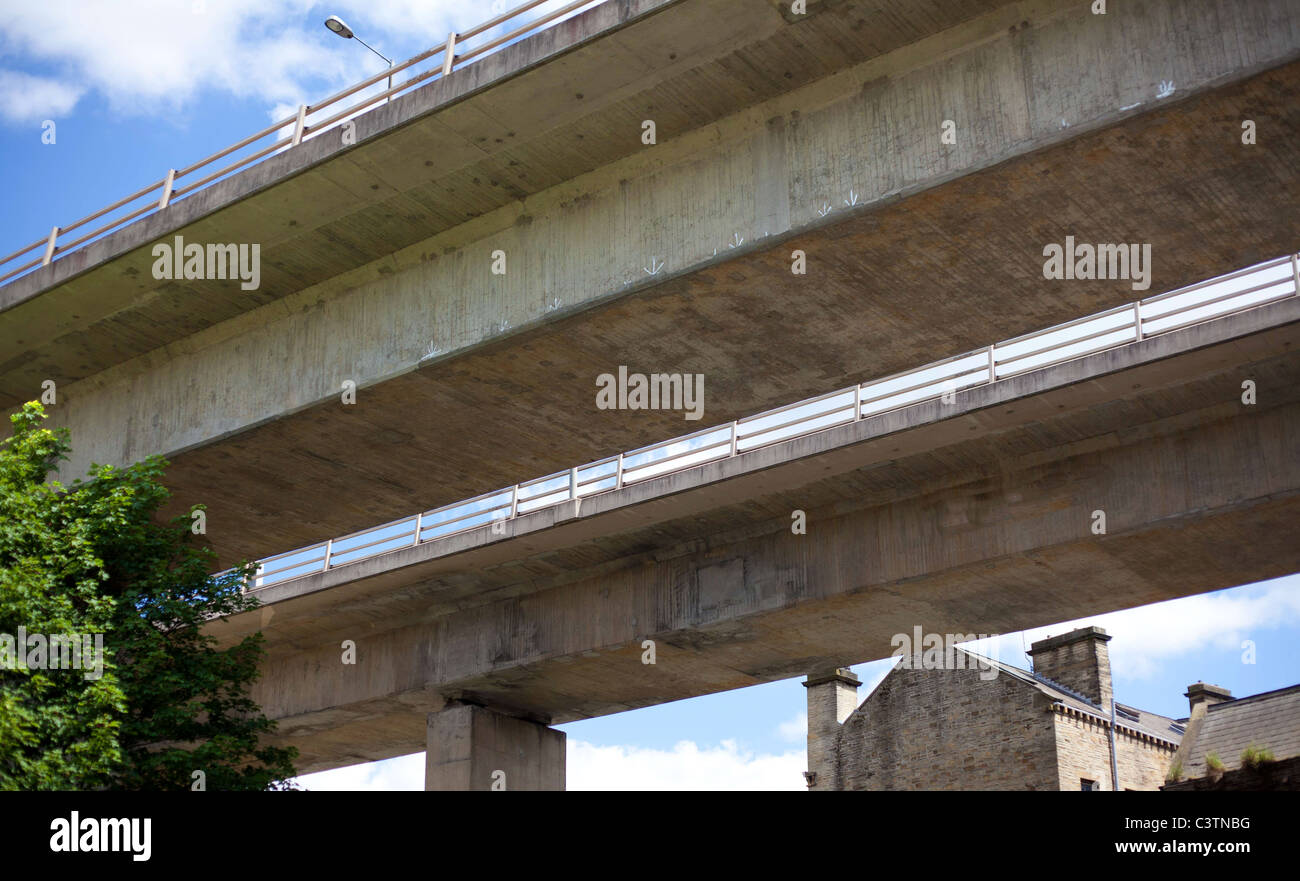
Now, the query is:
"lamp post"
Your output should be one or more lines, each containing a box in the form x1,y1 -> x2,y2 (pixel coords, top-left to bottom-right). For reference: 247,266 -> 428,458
324,15 -> 394,101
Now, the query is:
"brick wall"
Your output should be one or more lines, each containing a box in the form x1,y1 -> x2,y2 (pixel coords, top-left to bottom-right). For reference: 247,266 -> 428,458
1052,708 -> 1179,790
1116,731 -> 1179,791
1053,711 -> 1114,790
833,663 -> 1060,790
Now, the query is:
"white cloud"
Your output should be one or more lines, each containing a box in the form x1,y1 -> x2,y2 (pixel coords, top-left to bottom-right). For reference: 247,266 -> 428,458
0,69 -> 84,123
0,1 -> 602,126
981,575 -> 1300,680
330,0 -> 474,38
0,1 -> 482,124
776,712 -> 806,742
2,1 -> 323,117
296,739 -> 806,791
568,740 -> 804,791
297,751 -> 423,791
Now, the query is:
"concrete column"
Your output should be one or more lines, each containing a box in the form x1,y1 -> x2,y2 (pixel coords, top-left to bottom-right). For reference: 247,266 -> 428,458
425,702 -> 566,791
803,668 -> 860,791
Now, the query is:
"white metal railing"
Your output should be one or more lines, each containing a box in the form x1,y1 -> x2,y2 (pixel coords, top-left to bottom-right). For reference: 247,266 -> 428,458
0,0 -> 607,287
238,252 -> 1300,591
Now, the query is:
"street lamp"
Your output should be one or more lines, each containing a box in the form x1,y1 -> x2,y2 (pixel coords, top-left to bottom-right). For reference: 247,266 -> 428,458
324,15 -> 394,101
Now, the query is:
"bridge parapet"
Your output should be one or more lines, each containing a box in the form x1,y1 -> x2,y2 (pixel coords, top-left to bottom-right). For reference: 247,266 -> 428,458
242,252 -> 1300,589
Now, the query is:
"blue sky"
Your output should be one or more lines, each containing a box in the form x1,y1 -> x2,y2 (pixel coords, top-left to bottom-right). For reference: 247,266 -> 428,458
0,1 -> 600,264
3,1 -> 1297,790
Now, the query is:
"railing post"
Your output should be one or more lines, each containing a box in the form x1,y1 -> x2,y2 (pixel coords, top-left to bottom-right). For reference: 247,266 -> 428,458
730,421 -> 739,456
323,539 -> 333,571
987,344 -> 996,383
509,484 -> 519,518
291,104 -> 308,146
41,227 -> 59,266
570,467 -> 578,500
1134,301 -> 1143,340
1292,253 -> 1299,295
854,385 -> 862,420
441,32 -> 457,76
412,513 -> 422,546
443,32 -> 457,77
158,169 -> 176,209
615,453 -> 624,489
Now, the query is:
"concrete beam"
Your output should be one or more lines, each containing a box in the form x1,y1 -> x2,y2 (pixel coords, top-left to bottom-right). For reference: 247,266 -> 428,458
218,296 -> 1300,632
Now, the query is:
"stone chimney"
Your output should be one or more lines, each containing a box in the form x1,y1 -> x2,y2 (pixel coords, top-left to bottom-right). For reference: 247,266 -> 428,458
1185,682 -> 1232,716
803,667 -> 860,791
1028,626 -> 1113,710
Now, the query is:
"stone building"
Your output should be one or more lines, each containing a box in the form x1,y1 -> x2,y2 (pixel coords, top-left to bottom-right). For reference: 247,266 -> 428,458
805,626 -> 1184,790
1162,682 -> 1300,790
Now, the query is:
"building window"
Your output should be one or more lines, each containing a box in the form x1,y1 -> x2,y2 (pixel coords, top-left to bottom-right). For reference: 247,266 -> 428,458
1081,778 -> 1099,791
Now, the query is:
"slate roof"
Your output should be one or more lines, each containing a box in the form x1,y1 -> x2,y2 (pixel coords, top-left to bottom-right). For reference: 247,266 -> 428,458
954,648 -> 1184,745
1175,684 -> 1300,779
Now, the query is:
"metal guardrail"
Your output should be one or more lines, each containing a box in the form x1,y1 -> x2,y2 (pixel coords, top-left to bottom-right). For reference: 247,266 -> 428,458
0,0 -> 606,286
242,252 -> 1300,590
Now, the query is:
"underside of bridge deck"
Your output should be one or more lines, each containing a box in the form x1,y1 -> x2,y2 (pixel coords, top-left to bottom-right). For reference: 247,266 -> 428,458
3,0 -> 1296,571
158,59 -> 1300,567
209,304 -> 1300,773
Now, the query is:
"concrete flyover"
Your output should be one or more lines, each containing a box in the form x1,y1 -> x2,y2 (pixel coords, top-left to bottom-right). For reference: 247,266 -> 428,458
1,0 -> 1298,576
209,294 -> 1300,777
4,0 -> 1299,788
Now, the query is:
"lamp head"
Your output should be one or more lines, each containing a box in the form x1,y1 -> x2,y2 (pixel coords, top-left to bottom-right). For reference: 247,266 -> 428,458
324,15 -> 354,38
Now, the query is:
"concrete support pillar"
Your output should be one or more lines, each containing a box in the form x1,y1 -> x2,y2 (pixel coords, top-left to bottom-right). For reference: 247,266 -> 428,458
803,667 -> 860,791
425,702 -> 566,791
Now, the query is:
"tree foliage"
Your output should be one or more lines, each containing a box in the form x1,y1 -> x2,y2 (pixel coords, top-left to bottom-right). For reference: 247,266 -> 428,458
0,402 -> 296,789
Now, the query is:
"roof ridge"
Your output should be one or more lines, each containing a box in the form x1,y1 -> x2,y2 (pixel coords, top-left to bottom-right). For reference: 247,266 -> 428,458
1029,672 -> 1103,709
953,646 -> 1031,677
943,649 -> 1182,742
1206,681 -> 1300,711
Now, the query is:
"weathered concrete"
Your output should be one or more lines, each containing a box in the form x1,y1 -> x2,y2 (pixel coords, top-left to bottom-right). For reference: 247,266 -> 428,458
3,0 -> 1297,568
6,0 -> 1299,782
206,301 -> 1300,773
425,703 -> 565,791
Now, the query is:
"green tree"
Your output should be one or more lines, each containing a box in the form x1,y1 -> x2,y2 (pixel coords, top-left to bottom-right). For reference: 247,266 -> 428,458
0,402 -> 296,790
0,402 -> 124,788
